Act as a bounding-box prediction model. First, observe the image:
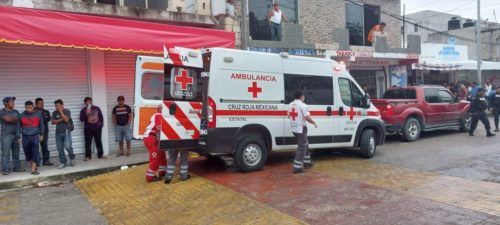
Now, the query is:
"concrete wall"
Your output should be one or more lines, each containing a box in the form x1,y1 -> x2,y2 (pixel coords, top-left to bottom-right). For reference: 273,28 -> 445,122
1,0 -> 219,26
238,0 -> 404,52
299,0 -> 401,48
299,0 -> 345,45
405,10 -> 461,43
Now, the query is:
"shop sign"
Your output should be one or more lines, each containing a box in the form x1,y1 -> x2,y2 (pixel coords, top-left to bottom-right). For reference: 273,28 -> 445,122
421,43 -> 468,61
335,50 -> 373,58
349,59 -> 389,66
249,47 -> 318,56
390,65 -> 408,87
412,62 -> 462,71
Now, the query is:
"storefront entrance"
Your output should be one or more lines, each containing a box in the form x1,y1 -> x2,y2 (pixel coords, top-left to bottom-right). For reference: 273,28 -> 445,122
350,70 -> 379,98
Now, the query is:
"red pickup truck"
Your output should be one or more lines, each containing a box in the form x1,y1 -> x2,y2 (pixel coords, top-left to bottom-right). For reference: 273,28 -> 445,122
371,86 -> 471,141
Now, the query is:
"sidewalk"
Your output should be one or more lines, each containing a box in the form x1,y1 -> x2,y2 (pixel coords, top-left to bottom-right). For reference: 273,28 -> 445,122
0,150 -> 149,190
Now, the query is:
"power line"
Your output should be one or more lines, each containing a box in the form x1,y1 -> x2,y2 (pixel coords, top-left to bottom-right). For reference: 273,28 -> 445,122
343,0 -> 499,46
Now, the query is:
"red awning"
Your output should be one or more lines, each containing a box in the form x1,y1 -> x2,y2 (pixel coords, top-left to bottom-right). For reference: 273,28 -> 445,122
0,6 -> 234,54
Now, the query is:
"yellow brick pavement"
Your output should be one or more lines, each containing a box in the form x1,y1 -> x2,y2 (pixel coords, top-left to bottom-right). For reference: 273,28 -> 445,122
75,165 -> 306,225
0,191 -> 19,225
312,158 -> 500,216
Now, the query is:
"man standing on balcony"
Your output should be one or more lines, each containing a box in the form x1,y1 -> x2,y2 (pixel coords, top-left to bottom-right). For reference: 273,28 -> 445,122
367,22 -> 386,45
267,1 -> 288,41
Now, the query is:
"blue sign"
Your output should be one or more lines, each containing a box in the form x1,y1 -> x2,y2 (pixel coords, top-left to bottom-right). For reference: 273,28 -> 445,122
439,38 -> 461,60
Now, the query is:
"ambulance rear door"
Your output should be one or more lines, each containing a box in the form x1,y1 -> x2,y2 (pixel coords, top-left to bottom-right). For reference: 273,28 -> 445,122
160,47 -> 204,150
133,56 -> 164,140
133,47 -> 204,151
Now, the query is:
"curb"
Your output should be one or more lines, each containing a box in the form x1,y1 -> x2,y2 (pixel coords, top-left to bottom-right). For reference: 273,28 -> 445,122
0,161 -> 148,190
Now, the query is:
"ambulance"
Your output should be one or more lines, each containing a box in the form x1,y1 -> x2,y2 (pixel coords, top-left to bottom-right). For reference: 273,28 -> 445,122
133,47 -> 385,172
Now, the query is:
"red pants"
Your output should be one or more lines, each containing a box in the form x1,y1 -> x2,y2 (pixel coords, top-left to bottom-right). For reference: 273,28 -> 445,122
143,135 -> 167,182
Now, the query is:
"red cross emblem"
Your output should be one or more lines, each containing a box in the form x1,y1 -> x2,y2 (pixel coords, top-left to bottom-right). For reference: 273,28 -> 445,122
175,70 -> 193,90
247,82 -> 262,98
346,106 -> 356,120
289,107 -> 298,121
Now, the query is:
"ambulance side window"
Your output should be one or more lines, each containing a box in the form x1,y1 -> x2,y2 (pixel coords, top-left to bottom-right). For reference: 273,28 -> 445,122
164,66 -> 202,101
284,74 -> 334,105
339,78 -> 364,107
141,73 -> 164,100
339,78 -> 352,106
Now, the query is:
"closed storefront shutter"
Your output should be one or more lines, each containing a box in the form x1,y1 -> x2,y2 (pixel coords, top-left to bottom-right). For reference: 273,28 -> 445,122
0,44 -> 90,157
104,52 -> 144,153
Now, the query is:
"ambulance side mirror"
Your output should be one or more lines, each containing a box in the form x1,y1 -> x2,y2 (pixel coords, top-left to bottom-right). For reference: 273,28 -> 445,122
361,94 -> 371,109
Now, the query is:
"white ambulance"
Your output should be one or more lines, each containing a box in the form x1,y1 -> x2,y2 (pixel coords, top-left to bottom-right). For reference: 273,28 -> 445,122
133,47 -> 385,172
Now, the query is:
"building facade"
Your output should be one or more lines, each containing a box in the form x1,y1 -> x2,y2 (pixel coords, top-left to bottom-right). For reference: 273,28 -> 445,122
239,0 -> 420,98
405,10 -> 500,62
0,0 -> 234,157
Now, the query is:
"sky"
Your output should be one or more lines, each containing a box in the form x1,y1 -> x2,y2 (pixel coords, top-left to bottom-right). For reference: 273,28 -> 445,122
401,0 -> 500,23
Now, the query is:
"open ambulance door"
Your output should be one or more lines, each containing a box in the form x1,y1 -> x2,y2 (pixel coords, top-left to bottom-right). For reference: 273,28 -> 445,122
133,56 -> 164,139
133,46 -> 204,150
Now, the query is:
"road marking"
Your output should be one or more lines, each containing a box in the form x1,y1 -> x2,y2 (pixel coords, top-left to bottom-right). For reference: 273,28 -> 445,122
312,158 -> 500,216
0,191 -> 19,225
76,164 -> 305,225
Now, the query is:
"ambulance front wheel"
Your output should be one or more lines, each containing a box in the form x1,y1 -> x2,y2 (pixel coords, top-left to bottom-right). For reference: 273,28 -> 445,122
359,129 -> 376,158
234,136 -> 268,172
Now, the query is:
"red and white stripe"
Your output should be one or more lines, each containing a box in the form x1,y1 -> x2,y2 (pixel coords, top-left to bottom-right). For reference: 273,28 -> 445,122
159,101 -> 202,141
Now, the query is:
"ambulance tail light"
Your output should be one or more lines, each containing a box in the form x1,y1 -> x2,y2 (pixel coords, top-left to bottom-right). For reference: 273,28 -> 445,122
207,97 -> 216,128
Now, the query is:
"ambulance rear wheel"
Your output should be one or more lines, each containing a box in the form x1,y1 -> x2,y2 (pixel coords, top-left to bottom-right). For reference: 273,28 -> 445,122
234,136 -> 267,172
359,129 -> 376,158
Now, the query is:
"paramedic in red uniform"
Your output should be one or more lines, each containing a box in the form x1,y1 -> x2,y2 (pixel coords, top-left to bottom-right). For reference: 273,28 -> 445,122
143,105 -> 167,182
288,90 -> 317,174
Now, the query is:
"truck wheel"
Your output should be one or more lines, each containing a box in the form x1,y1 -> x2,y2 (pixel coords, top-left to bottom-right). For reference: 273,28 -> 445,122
403,117 -> 421,142
359,129 -> 377,158
234,135 -> 267,172
460,112 -> 472,132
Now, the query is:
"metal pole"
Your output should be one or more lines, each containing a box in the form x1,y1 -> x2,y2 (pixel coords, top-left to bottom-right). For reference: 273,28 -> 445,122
240,0 -> 249,50
402,4 -> 406,48
476,0 -> 482,83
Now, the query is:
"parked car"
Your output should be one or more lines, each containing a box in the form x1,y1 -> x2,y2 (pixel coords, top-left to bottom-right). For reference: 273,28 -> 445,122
371,86 -> 471,141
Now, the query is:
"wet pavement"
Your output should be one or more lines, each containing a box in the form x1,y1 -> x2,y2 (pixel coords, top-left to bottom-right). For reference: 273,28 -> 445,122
1,124 -> 499,225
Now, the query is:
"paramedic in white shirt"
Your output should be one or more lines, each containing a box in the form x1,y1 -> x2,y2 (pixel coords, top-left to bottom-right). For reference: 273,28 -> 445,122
267,1 -> 288,41
288,90 -> 317,174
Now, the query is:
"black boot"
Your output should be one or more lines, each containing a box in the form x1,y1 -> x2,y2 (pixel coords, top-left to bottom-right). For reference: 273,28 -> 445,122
487,132 -> 496,137
304,163 -> 314,169
180,174 -> 190,181
293,168 -> 304,174
164,175 -> 173,184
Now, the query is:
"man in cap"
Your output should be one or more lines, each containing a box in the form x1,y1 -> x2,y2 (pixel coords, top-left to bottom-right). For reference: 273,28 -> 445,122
112,96 -> 133,157
469,88 -> 496,137
1,97 -> 24,175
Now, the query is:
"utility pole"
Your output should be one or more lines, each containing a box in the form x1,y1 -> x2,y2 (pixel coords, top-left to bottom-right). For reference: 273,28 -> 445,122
240,0 -> 249,50
402,4 -> 406,48
476,0 -> 482,83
